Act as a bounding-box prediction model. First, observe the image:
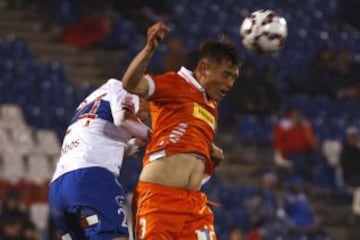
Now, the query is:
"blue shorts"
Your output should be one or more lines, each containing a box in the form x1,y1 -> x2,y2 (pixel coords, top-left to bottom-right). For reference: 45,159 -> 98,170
49,167 -> 129,240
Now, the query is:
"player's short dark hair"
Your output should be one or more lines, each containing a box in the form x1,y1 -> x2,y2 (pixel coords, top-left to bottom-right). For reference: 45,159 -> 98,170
197,35 -> 240,66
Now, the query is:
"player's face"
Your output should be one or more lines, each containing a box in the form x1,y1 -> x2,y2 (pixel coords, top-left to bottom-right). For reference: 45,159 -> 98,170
137,98 -> 149,121
202,59 -> 239,101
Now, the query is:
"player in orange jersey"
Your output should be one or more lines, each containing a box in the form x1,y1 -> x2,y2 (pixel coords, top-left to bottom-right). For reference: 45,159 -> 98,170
122,22 -> 241,240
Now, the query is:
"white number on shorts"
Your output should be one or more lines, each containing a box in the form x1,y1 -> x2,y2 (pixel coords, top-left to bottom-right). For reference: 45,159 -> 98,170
115,195 -> 128,228
139,217 -> 147,239
117,208 -> 128,228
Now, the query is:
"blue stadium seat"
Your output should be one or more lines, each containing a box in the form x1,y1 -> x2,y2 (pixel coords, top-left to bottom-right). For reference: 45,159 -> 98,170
225,208 -> 251,231
212,207 -> 228,234
53,0 -> 81,25
102,18 -> 139,49
9,37 -> 32,61
313,159 -> 336,190
310,116 -> 328,142
218,184 -> 237,208
289,94 -> 310,114
237,114 -> 257,144
0,58 -> 16,75
23,59 -> 41,77
311,95 -> 332,118
255,115 -> 277,145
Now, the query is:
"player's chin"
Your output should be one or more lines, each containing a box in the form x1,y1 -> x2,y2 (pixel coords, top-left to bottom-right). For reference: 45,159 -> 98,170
211,95 -> 221,101
208,92 -> 223,101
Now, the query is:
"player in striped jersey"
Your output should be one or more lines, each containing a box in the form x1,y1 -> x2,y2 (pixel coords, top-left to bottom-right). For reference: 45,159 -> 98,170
49,78 -> 150,240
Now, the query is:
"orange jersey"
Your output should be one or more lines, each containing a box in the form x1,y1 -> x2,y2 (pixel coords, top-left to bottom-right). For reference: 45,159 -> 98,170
144,67 -> 218,175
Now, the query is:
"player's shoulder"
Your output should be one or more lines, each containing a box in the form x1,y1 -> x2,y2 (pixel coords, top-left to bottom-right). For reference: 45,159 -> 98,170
154,71 -> 180,79
103,78 -> 128,93
152,71 -> 187,86
105,78 -> 122,87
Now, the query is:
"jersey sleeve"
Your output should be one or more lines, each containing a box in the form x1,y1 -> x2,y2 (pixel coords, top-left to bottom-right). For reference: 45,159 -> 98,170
107,79 -> 139,117
145,73 -> 177,101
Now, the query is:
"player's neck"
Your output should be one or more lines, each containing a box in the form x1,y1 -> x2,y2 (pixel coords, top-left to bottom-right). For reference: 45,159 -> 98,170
193,70 -> 205,88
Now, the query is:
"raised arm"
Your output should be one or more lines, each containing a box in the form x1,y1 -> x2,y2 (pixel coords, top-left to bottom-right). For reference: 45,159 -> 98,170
122,22 -> 170,97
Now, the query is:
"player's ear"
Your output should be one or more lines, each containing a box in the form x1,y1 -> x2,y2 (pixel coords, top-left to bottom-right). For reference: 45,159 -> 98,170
197,59 -> 209,78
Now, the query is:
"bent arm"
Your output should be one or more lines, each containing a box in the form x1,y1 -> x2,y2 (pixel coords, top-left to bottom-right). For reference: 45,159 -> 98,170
114,109 -> 150,140
122,22 -> 170,97
210,142 -> 224,167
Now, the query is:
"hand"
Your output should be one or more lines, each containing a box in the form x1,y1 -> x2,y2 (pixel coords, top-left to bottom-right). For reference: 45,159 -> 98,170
145,22 -> 171,52
210,143 -> 224,167
274,150 -> 293,169
125,138 -> 146,157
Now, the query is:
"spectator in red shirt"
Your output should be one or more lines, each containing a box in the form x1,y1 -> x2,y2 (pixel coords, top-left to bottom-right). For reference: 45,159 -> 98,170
273,106 -> 318,182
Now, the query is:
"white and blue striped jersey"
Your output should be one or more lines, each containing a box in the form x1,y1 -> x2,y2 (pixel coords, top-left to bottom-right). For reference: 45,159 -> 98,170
51,78 -> 140,181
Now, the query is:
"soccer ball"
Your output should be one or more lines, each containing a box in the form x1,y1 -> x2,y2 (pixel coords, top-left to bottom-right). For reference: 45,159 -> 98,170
240,9 -> 288,54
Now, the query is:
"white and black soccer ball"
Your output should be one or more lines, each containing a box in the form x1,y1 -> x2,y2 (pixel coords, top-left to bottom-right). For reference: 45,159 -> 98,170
240,9 -> 288,54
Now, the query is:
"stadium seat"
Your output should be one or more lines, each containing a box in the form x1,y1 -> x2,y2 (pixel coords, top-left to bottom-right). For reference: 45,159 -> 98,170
11,128 -> 36,155
44,61 -> 67,84
26,154 -> 53,184
29,202 -> 49,232
1,151 -> 26,184
212,207 -> 229,234
289,94 -> 310,113
237,114 -> 257,144
35,130 -> 61,155
311,95 -> 332,117
217,184 -> 233,208
255,116 -> 276,145
0,127 -> 12,154
0,104 -> 27,129
313,158 -> 337,190
328,117 -> 347,140
9,37 -> 32,61
225,208 -> 251,232
0,57 -> 16,75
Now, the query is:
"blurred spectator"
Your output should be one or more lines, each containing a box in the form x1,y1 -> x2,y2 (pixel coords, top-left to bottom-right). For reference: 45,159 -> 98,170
0,188 -> 37,240
338,0 -> 360,30
22,221 -> 38,240
256,67 -> 281,115
247,228 -> 264,240
273,106 -> 318,182
0,215 -> 23,240
142,0 -> 173,22
163,36 -> 188,72
245,172 -> 294,239
112,0 -> 172,31
227,227 -> 245,240
283,176 -> 321,238
186,40 -> 206,71
294,47 -> 337,98
246,172 -> 279,227
44,216 -> 57,240
335,48 -> 360,99
227,61 -> 260,115
319,139 -> 343,191
62,16 -> 113,48
228,62 -> 281,116
340,126 -> 360,217
0,188 -> 29,222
